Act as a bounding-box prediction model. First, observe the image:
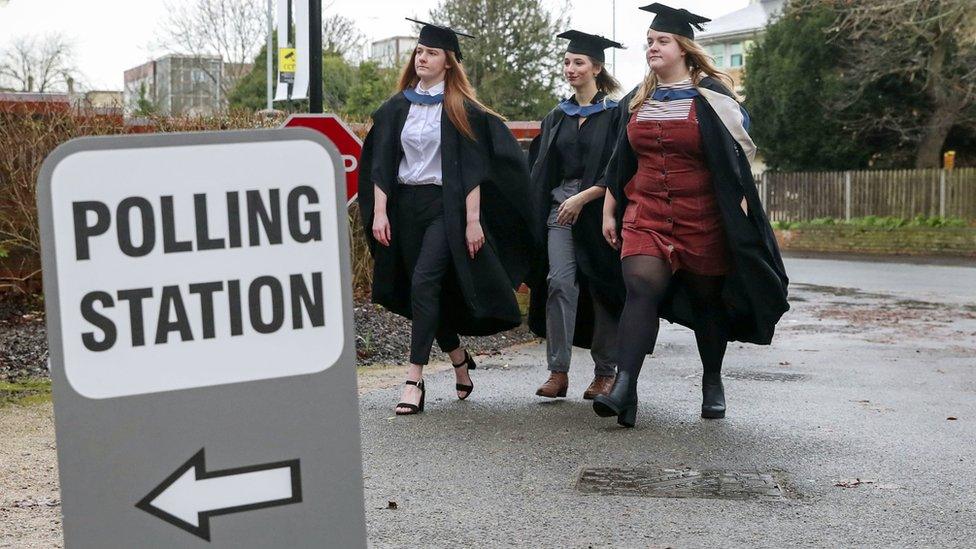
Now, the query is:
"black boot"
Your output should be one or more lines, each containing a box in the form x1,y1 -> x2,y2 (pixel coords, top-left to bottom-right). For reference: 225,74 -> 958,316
701,379 -> 726,419
592,371 -> 639,427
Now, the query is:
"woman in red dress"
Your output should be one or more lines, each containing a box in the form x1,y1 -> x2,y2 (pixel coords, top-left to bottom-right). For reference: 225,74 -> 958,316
593,3 -> 790,427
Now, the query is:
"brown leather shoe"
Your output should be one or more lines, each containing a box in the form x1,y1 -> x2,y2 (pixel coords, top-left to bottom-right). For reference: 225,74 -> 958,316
583,374 -> 616,400
535,372 -> 569,398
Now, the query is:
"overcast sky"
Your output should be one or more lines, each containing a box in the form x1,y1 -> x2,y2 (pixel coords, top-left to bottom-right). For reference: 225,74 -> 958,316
0,0 -> 747,93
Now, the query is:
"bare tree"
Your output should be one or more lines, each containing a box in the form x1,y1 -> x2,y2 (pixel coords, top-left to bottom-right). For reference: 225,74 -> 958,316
819,0 -> 976,168
322,12 -> 367,61
154,0 -> 266,101
0,33 -> 82,93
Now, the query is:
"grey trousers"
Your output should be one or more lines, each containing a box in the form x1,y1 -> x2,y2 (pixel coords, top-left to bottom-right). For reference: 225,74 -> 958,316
545,180 -> 618,375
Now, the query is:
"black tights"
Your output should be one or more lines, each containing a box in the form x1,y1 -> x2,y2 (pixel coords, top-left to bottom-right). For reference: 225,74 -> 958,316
616,256 -> 729,383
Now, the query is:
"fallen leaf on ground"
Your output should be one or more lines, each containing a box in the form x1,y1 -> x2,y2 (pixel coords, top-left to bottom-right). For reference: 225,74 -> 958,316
387,500 -> 398,510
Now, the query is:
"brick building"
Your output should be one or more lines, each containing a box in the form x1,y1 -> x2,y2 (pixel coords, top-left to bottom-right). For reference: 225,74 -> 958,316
123,55 -> 251,116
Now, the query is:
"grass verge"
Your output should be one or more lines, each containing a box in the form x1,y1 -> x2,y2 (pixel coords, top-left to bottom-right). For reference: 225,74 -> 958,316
0,378 -> 52,407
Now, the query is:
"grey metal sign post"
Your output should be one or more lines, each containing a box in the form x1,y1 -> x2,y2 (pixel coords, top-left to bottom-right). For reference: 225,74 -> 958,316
37,128 -> 366,547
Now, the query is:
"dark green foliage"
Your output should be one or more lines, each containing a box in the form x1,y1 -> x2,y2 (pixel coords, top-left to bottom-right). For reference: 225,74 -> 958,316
345,61 -> 399,118
134,82 -> 158,117
228,38 -> 397,117
227,40 -> 277,112
745,1 -> 975,170
744,4 -> 868,170
430,0 -> 568,120
772,215 -> 968,230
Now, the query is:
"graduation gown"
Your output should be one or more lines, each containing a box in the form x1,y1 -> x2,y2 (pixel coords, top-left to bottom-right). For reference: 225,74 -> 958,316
604,77 -> 789,345
526,96 -> 625,348
358,92 -> 535,336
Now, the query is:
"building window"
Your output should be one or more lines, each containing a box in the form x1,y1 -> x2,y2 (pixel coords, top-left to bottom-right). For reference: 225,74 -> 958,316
192,68 -> 208,84
706,44 -> 725,68
729,43 -> 744,68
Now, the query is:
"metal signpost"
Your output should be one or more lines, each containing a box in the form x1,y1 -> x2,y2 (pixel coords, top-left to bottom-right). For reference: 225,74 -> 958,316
37,128 -> 366,548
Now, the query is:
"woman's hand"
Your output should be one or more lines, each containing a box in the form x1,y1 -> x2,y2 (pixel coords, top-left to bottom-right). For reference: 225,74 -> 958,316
372,211 -> 391,247
466,220 -> 485,258
556,194 -> 584,225
740,197 -> 748,215
602,214 -> 620,250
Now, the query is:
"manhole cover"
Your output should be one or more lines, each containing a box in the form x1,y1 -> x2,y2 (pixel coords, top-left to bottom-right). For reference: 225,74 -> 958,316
683,371 -> 806,382
724,371 -> 806,382
576,467 -> 788,501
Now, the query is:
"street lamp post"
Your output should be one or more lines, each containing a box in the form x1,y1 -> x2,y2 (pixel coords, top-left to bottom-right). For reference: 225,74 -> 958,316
612,0 -> 616,72
309,0 -> 323,113
266,0 -> 273,111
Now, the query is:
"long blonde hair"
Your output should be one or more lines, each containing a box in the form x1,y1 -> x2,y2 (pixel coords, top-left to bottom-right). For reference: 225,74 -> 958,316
628,34 -> 739,112
397,49 -> 504,141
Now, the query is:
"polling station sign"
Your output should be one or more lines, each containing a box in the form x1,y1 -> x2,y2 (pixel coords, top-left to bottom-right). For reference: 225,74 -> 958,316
38,129 -> 366,547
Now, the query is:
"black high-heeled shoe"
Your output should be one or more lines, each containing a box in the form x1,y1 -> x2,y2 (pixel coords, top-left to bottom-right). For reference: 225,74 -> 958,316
701,380 -> 726,419
395,379 -> 425,415
592,371 -> 639,428
452,350 -> 476,400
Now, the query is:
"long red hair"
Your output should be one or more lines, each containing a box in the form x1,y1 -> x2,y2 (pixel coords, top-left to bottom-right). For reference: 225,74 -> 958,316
396,49 -> 504,141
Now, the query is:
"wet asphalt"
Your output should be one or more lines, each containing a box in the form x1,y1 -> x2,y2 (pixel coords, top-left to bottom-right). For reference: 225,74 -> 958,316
358,256 -> 976,548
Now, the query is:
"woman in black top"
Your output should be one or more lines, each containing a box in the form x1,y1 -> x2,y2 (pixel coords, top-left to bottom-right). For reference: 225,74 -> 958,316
527,30 -> 627,401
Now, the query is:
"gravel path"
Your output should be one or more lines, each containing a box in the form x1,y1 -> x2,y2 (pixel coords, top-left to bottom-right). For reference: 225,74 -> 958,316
353,301 -> 535,366
0,403 -> 61,549
0,294 -> 536,382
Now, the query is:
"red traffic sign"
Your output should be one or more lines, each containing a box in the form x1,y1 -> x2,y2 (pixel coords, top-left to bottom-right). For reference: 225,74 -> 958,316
283,114 -> 361,204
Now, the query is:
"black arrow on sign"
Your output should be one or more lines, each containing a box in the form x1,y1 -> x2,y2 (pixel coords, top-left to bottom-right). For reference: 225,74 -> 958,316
135,449 -> 302,541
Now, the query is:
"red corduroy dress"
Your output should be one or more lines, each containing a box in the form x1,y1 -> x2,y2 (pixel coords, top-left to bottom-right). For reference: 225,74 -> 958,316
620,101 -> 733,276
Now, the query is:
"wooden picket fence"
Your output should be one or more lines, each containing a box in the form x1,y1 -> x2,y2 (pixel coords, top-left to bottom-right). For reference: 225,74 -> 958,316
757,168 -> 976,222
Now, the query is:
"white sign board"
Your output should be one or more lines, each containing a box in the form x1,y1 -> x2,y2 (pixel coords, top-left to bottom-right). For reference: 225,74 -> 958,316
51,137 -> 344,398
38,128 -> 366,547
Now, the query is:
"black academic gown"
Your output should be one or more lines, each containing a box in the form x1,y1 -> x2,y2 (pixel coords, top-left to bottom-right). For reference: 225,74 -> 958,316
604,77 -> 790,345
358,92 -> 535,336
526,94 -> 625,348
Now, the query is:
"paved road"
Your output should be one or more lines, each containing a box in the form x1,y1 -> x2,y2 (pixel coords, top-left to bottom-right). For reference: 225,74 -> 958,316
359,257 -> 976,547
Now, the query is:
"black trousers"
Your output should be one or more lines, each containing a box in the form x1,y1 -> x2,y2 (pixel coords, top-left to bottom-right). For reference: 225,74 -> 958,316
395,185 -> 462,365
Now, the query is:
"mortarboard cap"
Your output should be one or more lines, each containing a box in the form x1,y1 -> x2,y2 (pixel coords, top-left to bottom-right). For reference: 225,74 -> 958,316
639,3 -> 710,40
406,18 -> 475,61
557,30 -> 625,63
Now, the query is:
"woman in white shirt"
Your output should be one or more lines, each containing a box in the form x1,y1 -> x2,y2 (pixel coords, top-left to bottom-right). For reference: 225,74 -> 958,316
359,19 -> 535,415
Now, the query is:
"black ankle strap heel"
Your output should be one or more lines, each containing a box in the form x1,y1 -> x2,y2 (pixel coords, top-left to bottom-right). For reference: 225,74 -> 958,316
395,379 -> 425,415
452,351 -> 476,400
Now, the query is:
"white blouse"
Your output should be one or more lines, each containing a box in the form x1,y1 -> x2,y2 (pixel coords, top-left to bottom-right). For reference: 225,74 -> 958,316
398,80 -> 444,186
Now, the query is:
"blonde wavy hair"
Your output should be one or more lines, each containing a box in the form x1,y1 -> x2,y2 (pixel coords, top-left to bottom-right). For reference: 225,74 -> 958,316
628,34 -> 739,112
397,48 -> 504,141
